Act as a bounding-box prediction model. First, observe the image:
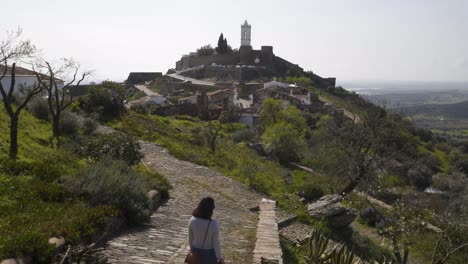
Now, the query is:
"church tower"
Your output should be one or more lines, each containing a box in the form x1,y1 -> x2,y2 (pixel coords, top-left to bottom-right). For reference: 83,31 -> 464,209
241,20 -> 251,47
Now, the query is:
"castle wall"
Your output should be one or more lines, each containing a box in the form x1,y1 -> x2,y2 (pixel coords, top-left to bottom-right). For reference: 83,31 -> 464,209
303,71 -> 336,89
272,56 -> 304,77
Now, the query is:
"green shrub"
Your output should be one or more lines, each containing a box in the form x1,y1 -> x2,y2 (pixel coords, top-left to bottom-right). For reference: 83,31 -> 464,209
28,97 -> 49,121
196,44 -> 214,56
30,179 -> 67,202
31,160 -> 63,182
301,181 -> 325,201
77,132 -> 143,165
61,158 -> 157,224
407,164 -> 433,190
59,111 -> 80,135
130,104 -> 149,115
79,82 -> 125,119
0,158 -> 34,175
0,231 -> 54,264
232,128 -> 256,143
261,122 -> 306,163
82,117 -> 98,135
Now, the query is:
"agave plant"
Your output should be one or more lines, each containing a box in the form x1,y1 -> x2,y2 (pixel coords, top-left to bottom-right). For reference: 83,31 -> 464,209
326,244 -> 355,264
369,257 -> 395,264
296,230 -> 330,264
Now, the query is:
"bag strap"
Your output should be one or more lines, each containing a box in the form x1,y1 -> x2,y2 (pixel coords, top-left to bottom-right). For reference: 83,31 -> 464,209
202,220 -> 212,248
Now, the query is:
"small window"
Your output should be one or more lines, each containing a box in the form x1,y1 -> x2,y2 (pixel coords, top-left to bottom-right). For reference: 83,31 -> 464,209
244,31 -> 247,39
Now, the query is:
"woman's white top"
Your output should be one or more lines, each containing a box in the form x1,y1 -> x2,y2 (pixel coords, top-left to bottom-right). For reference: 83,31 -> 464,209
188,216 -> 222,260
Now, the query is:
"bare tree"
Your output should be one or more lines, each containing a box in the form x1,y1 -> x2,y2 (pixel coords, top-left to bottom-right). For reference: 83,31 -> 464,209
33,58 -> 90,138
204,112 -> 224,153
0,29 -> 40,159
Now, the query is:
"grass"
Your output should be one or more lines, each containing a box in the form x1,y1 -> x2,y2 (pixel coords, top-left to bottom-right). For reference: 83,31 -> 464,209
0,106 -> 119,262
0,106 -> 170,262
433,148 -> 450,173
0,106 -> 55,161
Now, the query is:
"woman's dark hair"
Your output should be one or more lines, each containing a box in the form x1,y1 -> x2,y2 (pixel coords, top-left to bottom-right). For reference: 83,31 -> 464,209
192,197 -> 215,219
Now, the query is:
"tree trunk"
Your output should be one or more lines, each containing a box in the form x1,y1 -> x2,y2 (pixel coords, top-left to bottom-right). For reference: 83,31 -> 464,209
9,115 -> 19,160
210,139 -> 216,153
52,114 -> 60,138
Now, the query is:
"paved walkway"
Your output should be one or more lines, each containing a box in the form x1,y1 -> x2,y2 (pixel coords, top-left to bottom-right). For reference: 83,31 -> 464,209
168,71 -> 216,86
253,199 -> 282,264
134,84 -> 160,96
101,141 -> 262,263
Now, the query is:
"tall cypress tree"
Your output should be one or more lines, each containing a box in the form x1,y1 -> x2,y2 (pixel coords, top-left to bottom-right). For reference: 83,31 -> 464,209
223,37 -> 228,54
216,33 -> 224,54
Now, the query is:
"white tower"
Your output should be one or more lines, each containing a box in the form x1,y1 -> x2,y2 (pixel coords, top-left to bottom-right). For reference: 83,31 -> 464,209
241,20 -> 251,47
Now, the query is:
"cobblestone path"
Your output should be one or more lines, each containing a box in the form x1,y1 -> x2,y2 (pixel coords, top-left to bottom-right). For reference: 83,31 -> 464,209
102,141 -> 263,263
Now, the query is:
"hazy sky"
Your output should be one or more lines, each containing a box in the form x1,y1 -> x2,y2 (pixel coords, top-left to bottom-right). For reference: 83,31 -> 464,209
2,0 -> 468,83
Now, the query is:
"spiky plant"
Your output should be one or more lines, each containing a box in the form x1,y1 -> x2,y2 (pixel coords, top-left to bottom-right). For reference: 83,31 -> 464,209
296,230 -> 330,264
326,244 -> 355,264
369,257 -> 395,264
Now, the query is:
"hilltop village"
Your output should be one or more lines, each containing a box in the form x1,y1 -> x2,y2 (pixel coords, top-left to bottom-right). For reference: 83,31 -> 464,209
123,21 -> 347,126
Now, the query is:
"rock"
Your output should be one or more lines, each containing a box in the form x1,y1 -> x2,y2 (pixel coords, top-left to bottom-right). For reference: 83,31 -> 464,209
359,207 -> 384,227
307,194 -> 357,228
48,236 -> 66,250
1,257 -> 32,264
261,257 -> 280,264
147,190 -> 161,210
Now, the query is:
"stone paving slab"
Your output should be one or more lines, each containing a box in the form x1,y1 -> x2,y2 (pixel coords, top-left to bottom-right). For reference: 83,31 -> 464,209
253,199 -> 282,264
101,141 -> 262,263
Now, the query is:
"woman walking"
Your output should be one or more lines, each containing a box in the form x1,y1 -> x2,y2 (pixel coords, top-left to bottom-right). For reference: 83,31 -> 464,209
186,197 -> 224,264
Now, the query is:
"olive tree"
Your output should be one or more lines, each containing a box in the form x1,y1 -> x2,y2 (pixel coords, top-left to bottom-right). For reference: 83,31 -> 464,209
0,29 -> 40,159
33,58 -> 90,138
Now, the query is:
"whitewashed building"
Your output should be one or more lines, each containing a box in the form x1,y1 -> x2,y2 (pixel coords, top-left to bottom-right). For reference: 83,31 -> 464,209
0,65 -> 64,96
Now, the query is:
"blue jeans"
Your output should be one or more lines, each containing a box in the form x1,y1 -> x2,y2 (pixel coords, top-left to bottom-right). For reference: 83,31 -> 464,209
191,246 -> 217,264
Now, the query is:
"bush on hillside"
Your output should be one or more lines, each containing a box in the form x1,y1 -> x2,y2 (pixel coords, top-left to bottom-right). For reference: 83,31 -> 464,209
130,104 -> 149,115
59,111 -> 80,135
196,44 -> 215,56
261,122 -> 306,163
82,117 -> 98,135
301,182 -> 324,202
232,128 -> 256,143
0,158 -> 34,176
79,82 -> 125,119
0,231 -> 54,263
77,132 -> 143,165
28,97 -> 49,121
61,158 -> 157,224
407,164 -> 433,190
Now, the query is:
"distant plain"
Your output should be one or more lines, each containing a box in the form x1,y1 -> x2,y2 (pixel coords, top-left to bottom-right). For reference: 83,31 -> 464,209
341,80 -> 468,139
